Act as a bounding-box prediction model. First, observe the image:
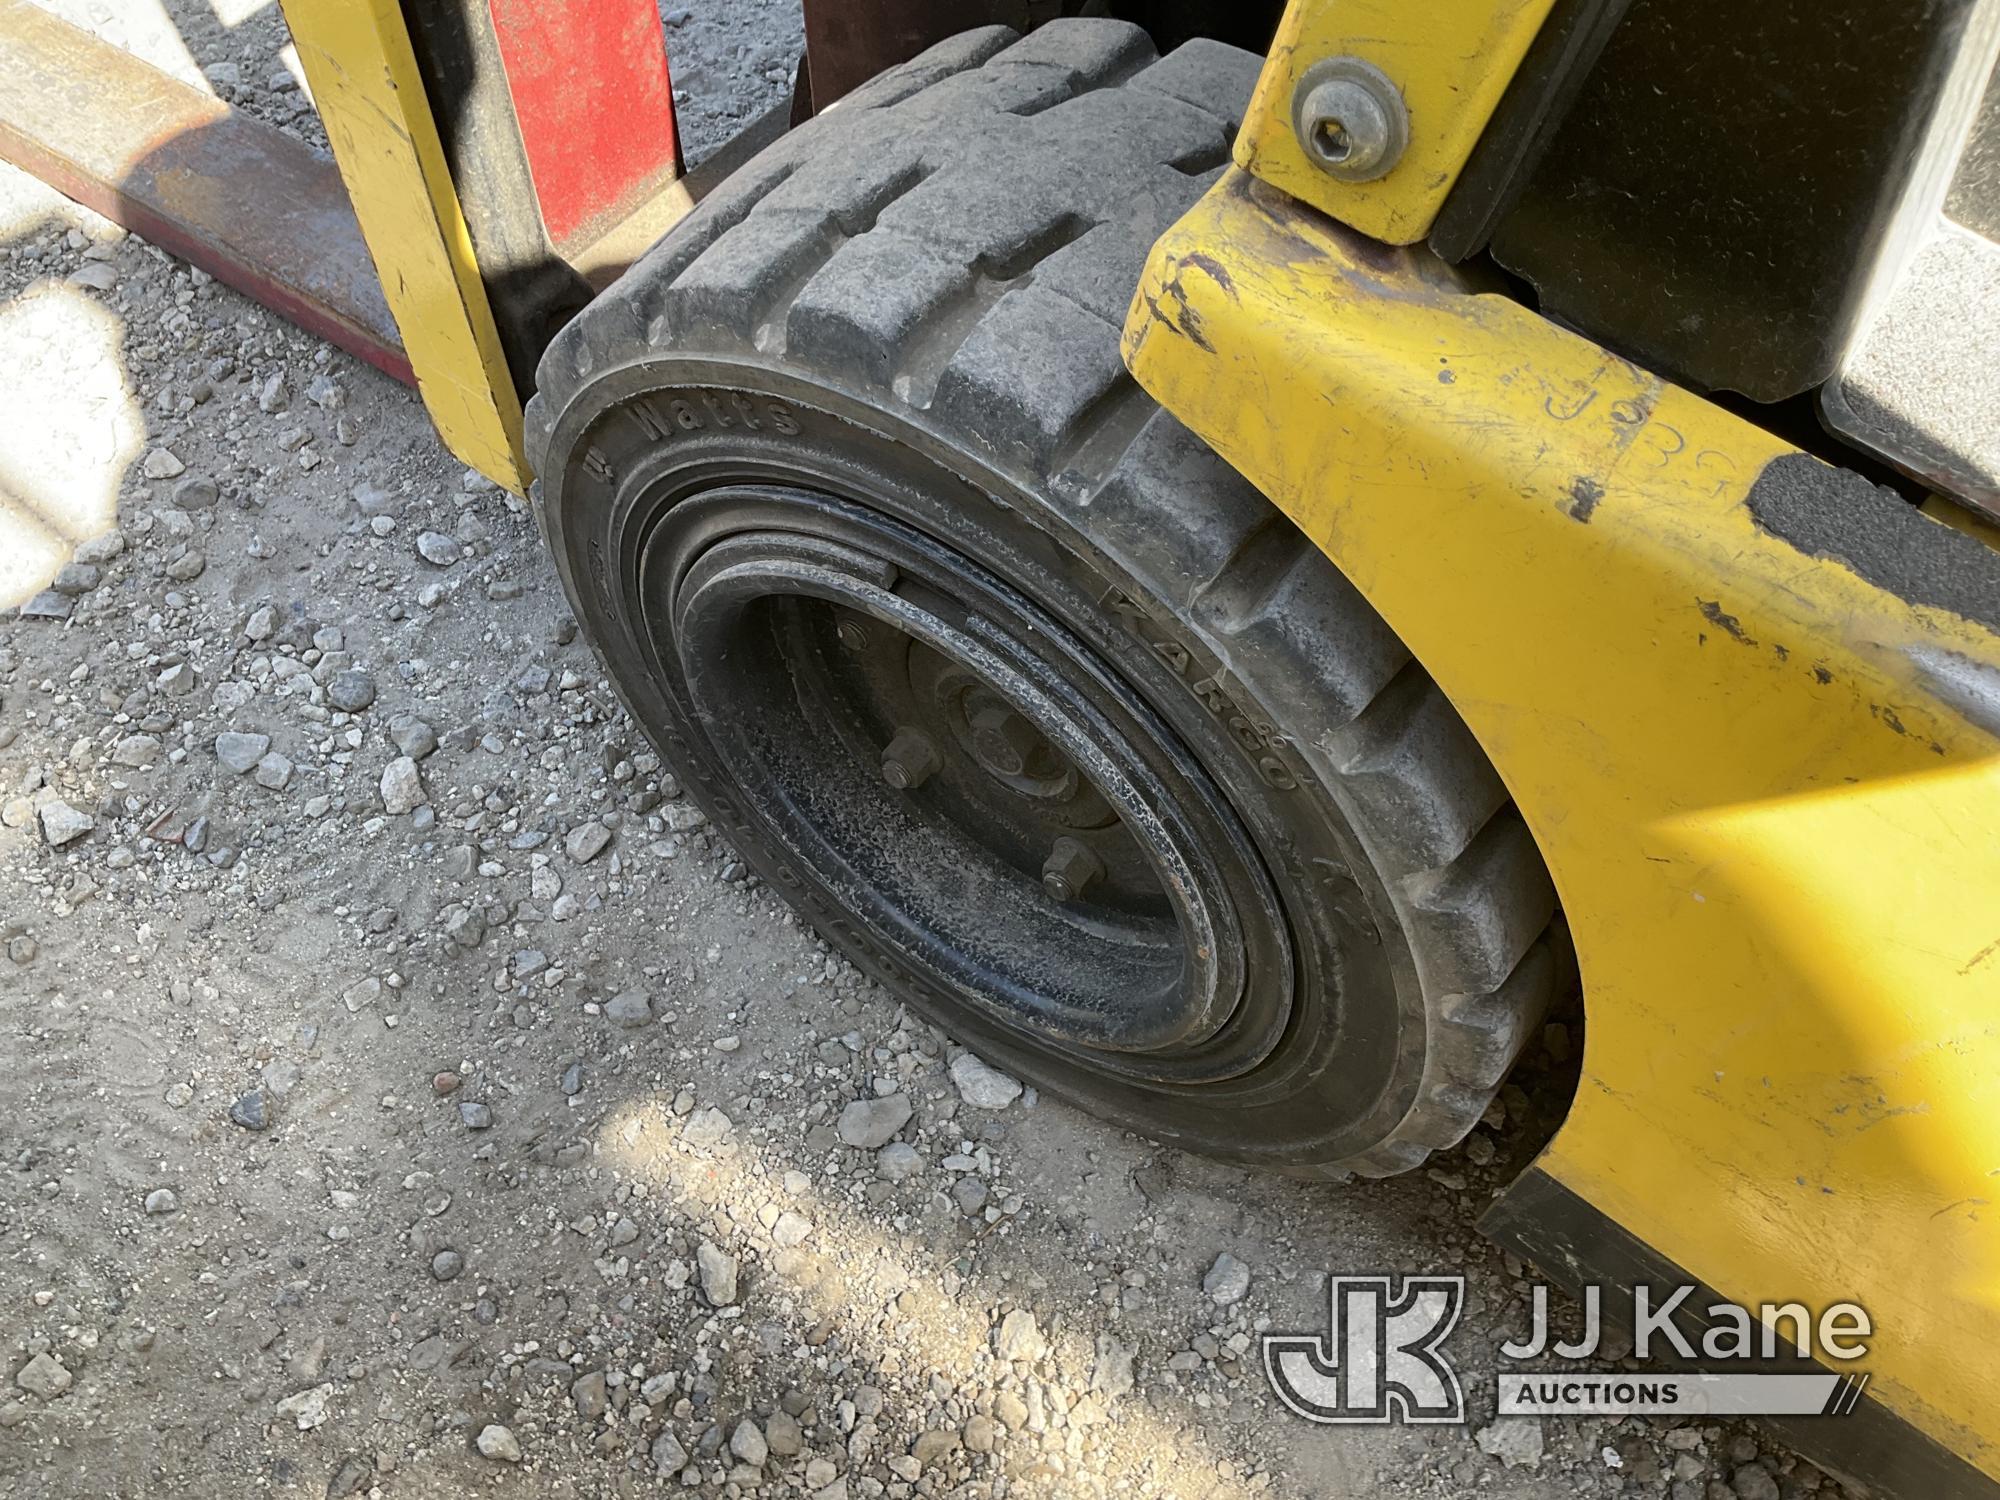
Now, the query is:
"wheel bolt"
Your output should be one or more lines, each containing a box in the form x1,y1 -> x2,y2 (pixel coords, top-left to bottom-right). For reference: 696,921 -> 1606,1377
1042,837 -> 1104,903
880,727 -> 942,790
836,619 -> 870,652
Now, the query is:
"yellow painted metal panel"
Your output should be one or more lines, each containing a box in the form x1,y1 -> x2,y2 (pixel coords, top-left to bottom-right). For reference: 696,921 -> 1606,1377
1125,169 -> 2000,1475
1236,0 -> 1555,244
280,0 -> 528,491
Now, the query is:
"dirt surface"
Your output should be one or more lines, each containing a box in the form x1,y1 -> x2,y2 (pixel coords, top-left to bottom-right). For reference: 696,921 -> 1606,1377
0,6 -> 1837,1500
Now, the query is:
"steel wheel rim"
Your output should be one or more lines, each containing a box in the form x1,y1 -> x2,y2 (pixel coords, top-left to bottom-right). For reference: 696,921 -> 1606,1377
646,483 -> 1298,1082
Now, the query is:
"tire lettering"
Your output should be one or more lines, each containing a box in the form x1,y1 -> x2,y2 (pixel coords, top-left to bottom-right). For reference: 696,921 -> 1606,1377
1105,590 -> 1150,630
615,392 -> 802,439
629,399 -> 672,443
587,536 -> 610,601
1190,675 -> 1231,714
1102,589 -> 1301,792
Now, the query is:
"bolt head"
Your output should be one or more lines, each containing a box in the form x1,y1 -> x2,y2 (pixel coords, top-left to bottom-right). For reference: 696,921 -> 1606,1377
968,702 -> 1048,781
1293,58 -> 1408,183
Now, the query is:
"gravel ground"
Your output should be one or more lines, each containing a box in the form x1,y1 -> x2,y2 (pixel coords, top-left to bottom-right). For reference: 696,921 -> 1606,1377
0,5 -> 1839,1500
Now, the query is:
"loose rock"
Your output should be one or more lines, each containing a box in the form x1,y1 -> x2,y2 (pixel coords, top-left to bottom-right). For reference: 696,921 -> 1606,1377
38,801 -> 95,846
696,1240 -> 738,1305
650,1432 -> 688,1475
379,756 -> 424,815
475,1424 -> 522,1462
51,562 -> 101,596
275,1382 -> 333,1430
391,717 -> 438,759
1091,1333 -> 1136,1399
837,1093 -> 912,1149
605,989 -> 653,1027
730,1418 -> 768,1467
15,1353 -> 72,1400
327,669 -> 377,713
876,1142 -> 922,1181
994,1308 -> 1046,1363
17,590 -> 73,621
572,1369 -> 608,1420
216,731 -> 270,773
682,1105 -> 733,1147
913,1429 -> 961,1468
766,1411 -> 803,1457
1202,1251 -> 1251,1306
950,1052 -> 1022,1110
74,531 -> 125,565
172,475 -> 218,509
566,819 -> 612,863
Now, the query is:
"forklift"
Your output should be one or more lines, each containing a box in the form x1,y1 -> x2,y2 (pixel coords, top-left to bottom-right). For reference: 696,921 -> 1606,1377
6,1 -> 1996,1492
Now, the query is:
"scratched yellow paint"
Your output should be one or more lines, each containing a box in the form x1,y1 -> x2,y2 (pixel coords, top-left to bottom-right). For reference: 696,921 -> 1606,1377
1125,168 -> 2000,1475
279,0 -> 528,491
1236,0 -> 1557,244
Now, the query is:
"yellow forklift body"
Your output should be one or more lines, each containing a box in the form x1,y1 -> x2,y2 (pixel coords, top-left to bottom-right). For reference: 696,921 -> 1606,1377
1123,163 -> 2000,1479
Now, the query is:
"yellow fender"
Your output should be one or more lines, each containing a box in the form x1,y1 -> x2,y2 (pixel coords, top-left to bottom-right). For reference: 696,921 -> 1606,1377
1125,168 -> 2000,1491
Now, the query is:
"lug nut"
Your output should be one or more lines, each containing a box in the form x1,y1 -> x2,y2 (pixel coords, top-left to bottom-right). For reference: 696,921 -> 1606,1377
880,727 -> 942,790
1042,837 -> 1104,903
836,619 -> 870,652
969,703 -> 1045,779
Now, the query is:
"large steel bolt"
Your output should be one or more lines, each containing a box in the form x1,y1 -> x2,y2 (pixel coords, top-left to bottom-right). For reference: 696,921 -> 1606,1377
880,727 -> 942,790
1042,837 -> 1105,903
969,703 -> 1044,779
836,618 -> 870,652
1293,58 -> 1408,183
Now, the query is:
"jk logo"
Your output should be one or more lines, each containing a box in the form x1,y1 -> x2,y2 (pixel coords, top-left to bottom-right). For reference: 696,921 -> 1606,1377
1262,1275 -> 1466,1424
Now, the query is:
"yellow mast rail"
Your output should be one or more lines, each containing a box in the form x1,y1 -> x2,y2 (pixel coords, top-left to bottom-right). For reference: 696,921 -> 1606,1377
281,0 -> 529,492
